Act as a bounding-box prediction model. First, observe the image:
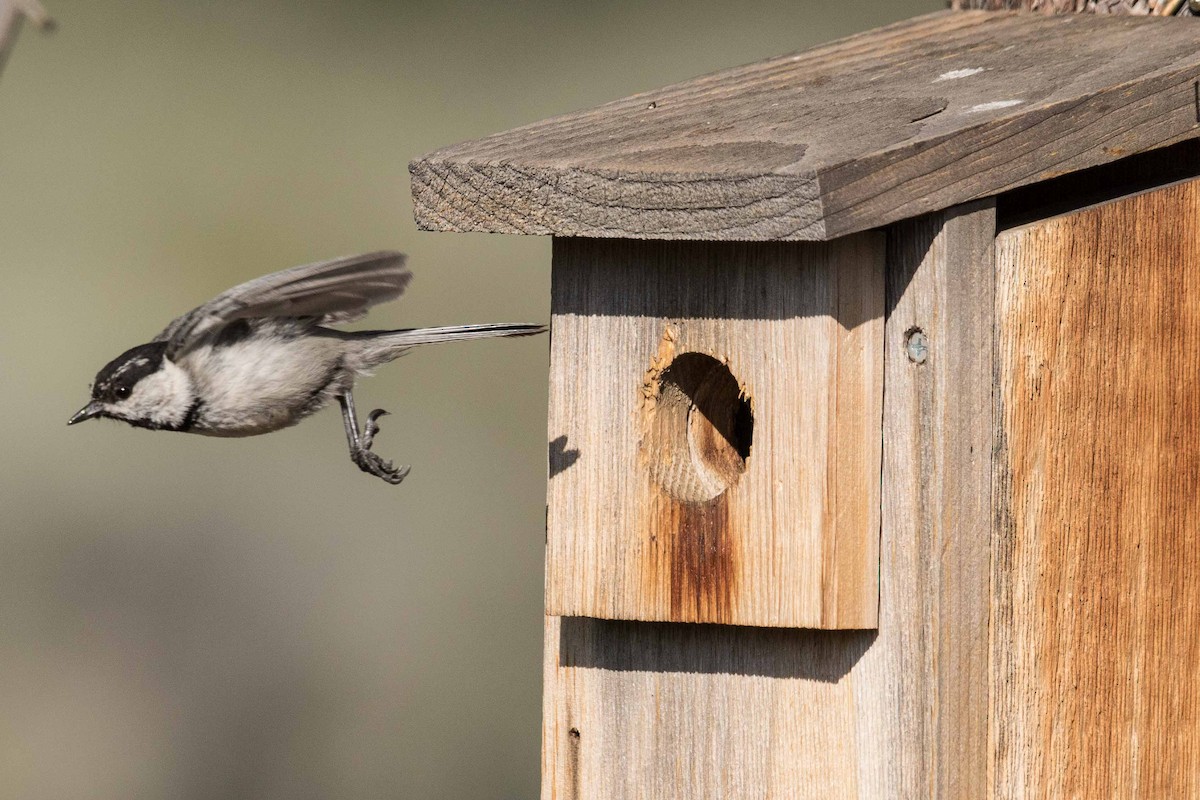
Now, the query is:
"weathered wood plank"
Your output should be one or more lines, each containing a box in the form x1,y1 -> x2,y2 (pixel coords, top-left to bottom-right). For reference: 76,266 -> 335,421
411,11 -> 1200,242
883,200 -> 995,798
541,201 -> 996,798
541,617 -> 874,800
992,178 -> 1200,798
545,237 -> 884,629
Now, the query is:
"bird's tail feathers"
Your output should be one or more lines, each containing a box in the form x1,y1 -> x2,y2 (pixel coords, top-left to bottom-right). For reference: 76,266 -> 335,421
358,323 -> 545,347
348,323 -> 546,367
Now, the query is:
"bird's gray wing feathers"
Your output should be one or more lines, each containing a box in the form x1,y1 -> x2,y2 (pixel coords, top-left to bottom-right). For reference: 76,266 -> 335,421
157,251 -> 410,357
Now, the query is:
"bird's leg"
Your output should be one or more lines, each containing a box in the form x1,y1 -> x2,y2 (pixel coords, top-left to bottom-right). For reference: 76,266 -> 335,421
337,392 -> 410,485
340,391 -> 362,443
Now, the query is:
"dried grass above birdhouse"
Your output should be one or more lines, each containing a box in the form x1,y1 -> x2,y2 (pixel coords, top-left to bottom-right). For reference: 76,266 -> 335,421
951,0 -> 1198,14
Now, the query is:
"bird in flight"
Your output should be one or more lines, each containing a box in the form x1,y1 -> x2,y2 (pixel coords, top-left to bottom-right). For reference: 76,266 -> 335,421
68,251 -> 544,484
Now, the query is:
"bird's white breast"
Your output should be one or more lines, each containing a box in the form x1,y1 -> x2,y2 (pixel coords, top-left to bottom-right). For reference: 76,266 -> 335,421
180,333 -> 346,436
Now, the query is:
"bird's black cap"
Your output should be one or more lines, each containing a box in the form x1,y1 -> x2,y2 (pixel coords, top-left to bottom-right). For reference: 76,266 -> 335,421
91,341 -> 169,403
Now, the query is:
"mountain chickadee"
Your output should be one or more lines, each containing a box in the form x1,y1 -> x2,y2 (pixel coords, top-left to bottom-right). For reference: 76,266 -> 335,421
68,251 -> 544,484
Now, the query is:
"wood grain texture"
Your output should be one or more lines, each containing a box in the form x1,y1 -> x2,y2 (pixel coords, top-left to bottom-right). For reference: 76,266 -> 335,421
993,178 -> 1200,797
545,236 -> 884,629
411,11 -> 1200,242
541,203 -> 996,798
541,617 -> 875,800
883,200 -> 996,798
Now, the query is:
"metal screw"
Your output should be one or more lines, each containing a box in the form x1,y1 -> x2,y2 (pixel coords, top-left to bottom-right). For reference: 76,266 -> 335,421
905,328 -> 928,364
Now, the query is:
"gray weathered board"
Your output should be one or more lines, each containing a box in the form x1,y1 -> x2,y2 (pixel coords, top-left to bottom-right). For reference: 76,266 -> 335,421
541,202 -> 997,798
546,236 -> 884,629
410,10 -> 1200,242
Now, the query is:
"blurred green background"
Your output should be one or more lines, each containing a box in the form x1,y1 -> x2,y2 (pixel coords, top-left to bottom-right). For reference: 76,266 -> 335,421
0,1 -> 939,797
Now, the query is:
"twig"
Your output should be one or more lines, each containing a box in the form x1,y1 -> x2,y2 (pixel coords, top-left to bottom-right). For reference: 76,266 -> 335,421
0,0 -> 53,80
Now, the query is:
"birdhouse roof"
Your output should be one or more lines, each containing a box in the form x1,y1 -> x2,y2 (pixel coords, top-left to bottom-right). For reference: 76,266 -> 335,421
409,10 -> 1200,242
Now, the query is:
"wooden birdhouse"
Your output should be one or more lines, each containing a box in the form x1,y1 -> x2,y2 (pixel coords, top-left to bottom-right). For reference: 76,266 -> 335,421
410,9 -> 1200,797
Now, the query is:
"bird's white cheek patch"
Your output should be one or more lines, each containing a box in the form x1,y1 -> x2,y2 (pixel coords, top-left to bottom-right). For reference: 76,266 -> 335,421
121,359 -> 194,427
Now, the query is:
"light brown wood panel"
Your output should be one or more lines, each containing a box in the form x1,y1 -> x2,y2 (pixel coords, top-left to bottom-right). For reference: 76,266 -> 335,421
545,236 -> 883,629
411,12 -> 1200,241
993,178 -> 1200,797
542,202 -> 997,798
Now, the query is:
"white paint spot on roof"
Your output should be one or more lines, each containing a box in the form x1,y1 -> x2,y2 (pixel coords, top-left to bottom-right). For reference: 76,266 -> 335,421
935,67 -> 985,82
966,100 -> 1024,113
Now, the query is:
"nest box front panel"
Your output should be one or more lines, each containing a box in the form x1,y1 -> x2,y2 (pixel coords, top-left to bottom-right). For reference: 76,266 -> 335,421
546,236 -> 884,628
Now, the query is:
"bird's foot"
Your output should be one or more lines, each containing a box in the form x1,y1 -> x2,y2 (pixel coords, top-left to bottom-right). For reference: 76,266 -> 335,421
361,408 -> 389,451
351,447 -> 411,485
350,408 -> 409,484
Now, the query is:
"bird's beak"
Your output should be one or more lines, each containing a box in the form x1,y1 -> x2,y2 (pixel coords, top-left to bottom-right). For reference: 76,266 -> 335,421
67,400 -> 104,426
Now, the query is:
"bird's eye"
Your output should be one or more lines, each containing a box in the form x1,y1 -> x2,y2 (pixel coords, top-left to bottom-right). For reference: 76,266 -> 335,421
115,385 -> 131,400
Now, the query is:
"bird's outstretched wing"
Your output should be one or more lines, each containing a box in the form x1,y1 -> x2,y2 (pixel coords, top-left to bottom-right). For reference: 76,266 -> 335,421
156,251 -> 410,357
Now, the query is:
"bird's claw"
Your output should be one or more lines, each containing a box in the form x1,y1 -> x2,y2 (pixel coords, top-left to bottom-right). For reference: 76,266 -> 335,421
354,407 -> 408,484
362,408 -> 390,451
352,447 -> 411,485
340,398 -> 408,485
